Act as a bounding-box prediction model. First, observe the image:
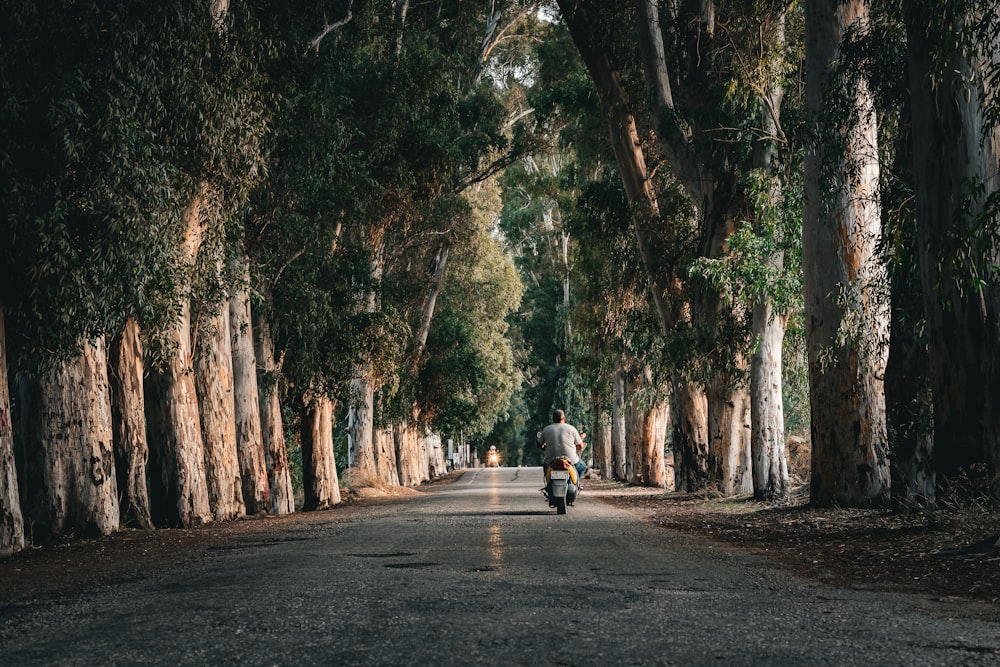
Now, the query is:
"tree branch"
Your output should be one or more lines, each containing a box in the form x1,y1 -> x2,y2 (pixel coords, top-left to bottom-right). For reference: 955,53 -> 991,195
308,1 -> 354,52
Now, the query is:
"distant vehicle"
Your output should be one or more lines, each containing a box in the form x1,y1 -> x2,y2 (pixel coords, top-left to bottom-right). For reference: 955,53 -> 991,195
487,446 -> 500,467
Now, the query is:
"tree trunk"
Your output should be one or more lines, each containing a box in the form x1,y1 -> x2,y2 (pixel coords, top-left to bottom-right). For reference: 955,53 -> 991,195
590,390 -> 613,480
672,379 -> 709,492
654,402 -> 674,490
394,422 -> 413,487
109,318 -> 153,529
708,373 -> 753,497
229,259 -> 270,514
347,249 -> 381,481
643,401 -> 669,488
0,307 -> 25,555
145,191 -> 213,527
347,375 -> 377,480
750,301 -> 791,501
905,2 -> 1000,477
624,377 -> 643,484
883,93 -> 935,506
635,0 -> 710,214
253,306 -> 294,514
426,432 -> 445,479
748,15 -> 791,502
409,243 -> 449,375
803,0 -> 890,506
611,368 -> 628,481
885,291 -> 935,504
396,418 -> 427,487
557,0 -> 675,333
25,339 -> 120,539
195,301 -> 245,521
375,426 -> 400,486
300,394 -> 341,510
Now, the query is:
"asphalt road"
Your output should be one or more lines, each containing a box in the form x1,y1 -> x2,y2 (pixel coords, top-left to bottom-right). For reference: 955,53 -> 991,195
2,467 -> 999,666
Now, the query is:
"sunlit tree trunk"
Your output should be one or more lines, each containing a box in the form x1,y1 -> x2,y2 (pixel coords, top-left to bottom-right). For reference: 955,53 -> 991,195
300,394 -> 341,510
707,375 -> 750,495
672,378 -> 709,492
375,426 -> 400,486
195,298 -> 245,521
253,305 -> 294,514
643,401 -> 669,488
751,301 -> 790,501
348,251 -> 381,480
653,402 -> 674,490
905,1 -> 1000,477
0,307 -> 25,555
347,375 -> 377,479
804,0 -> 890,506
560,0 -> 714,491
394,422 -> 414,486
229,257 -> 270,514
25,339 -> 119,539
749,14 -> 791,502
425,432 -> 445,479
109,318 -> 153,529
146,191 -> 213,527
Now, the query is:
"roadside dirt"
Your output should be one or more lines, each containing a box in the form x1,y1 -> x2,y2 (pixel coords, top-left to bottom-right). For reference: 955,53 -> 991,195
595,480 -> 1000,611
2,471 -> 999,617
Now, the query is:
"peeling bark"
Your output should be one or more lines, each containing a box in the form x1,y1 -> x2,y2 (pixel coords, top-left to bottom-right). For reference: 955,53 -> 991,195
0,307 -> 25,555
109,318 -> 153,529
195,302 -> 245,522
708,374 -> 752,496
229,259 -> 270,514
146,193 -> 213,527
300,394 -> 341,510
748,13 -> 791,503
804,0 -> 890,506
26,339 -> 120,539
751,301 -> 790,501
672,379 -> 709,492
253,307 -> 294,514
375,426 -> 400,486
347,376 -> 377,479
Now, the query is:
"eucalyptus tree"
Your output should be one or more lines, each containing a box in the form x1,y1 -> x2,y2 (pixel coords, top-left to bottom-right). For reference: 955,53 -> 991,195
804,0 -> 891,506
414,189 -> 524,452
555,0 -> 752,493
683,4 -> 803,500
904,0 -> 1000,480
497,150 -> 585,463
2,1 -> 269,533
567,169 -> 679,487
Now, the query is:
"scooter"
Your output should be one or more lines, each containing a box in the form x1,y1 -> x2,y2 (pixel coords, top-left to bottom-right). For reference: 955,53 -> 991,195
543,457 -> 579,514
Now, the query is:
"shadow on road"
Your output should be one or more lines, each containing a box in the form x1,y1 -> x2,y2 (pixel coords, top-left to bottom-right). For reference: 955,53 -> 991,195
434,510 -> 556,517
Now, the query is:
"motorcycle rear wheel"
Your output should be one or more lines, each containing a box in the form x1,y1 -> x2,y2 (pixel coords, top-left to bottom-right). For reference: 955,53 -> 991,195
555,496 -> 567,514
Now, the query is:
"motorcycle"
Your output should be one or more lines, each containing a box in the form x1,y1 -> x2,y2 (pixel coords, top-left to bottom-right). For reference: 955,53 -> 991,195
543,457 -> 580,514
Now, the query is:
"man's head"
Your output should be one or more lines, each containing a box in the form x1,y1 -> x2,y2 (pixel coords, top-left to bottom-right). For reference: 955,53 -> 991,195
552,409 -> 566,423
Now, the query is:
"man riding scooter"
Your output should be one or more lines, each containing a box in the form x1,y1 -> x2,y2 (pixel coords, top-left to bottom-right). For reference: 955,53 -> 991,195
538,409 -> 587,489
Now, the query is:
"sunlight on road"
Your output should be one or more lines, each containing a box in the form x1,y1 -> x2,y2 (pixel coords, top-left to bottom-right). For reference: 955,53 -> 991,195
488,523 -> 503,569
